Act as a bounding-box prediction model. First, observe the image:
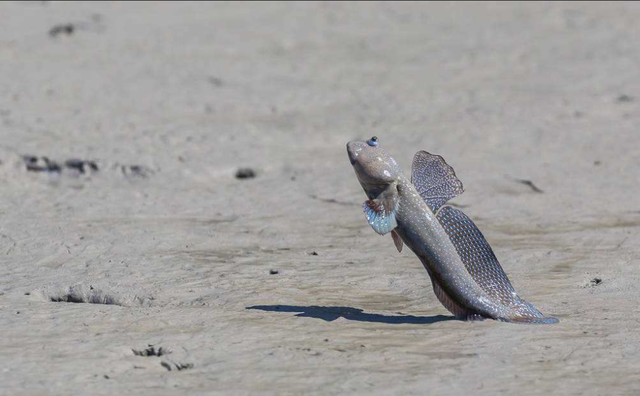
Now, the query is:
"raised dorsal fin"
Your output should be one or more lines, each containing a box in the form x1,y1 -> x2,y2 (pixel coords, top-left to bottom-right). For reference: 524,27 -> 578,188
411,151 -> 464,212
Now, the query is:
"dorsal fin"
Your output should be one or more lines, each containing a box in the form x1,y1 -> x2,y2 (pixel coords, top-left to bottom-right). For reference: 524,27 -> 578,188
411,151 -> 464,212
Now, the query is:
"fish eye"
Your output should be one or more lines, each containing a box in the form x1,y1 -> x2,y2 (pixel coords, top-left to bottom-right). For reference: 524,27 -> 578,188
367,136 -> 378,147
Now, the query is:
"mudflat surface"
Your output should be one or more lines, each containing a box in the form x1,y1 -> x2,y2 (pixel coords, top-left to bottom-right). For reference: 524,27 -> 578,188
1,2 -> 639,395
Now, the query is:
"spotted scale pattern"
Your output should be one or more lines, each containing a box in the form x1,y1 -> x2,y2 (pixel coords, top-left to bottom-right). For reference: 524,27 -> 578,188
437,205 -> 551,321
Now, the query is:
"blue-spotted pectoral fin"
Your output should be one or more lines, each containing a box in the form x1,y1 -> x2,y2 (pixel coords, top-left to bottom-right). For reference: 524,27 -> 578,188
363,198 -> 398,235
411,151 -> 464,212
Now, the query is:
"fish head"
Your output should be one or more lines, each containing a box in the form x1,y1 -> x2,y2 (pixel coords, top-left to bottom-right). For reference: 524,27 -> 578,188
347,136 -> 402,198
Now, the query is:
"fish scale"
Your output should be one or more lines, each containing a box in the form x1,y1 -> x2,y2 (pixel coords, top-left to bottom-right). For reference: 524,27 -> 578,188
437,206 -> 516,303
436,205 -> 551,322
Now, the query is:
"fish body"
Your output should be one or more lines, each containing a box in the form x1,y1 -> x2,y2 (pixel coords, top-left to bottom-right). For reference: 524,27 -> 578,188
347,137 -> 557,324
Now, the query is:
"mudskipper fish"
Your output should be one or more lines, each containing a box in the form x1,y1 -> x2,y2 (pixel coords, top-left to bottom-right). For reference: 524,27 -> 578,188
347,136 -> 558,324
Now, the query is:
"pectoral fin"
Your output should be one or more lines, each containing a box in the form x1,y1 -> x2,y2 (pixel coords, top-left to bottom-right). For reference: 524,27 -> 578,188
363,184 -> 399,235
391,230 -> 403,253
411,151 -> 464,212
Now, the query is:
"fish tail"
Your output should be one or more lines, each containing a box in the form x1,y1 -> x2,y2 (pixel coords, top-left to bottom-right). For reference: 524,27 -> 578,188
500,315 -> 559,325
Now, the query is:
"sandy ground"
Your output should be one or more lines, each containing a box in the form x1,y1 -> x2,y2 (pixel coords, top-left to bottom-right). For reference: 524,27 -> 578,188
1,1 -> 640,395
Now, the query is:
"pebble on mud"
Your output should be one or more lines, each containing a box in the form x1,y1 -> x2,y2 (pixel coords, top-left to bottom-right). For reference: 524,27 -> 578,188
49,23 -> 75,37
583,277 -> 603,288
235,168 -> 256,179
589,277 -> 602,287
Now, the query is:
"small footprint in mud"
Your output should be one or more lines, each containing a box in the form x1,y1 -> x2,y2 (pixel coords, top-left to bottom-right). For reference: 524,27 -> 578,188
132,345 -> 171,357
23,155 -> 61,173
65,159 -> 99,174
18,155 -> 155,180
121,164 -> 153,178
161,361 -> 194,371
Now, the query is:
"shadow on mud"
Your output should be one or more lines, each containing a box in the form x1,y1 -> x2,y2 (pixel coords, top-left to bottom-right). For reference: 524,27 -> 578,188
246,305 -> 454,324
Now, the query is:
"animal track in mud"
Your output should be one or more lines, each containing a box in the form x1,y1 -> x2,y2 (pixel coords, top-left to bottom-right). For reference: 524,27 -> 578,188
132,345 -> 171,357
121,164 -> 153,178
65,159 -> 99,174
23,155 -> 61,173
23,155 -> 98,175
19,155 -> 155,179
161,361 -> 194,371
42,284 -> 151,307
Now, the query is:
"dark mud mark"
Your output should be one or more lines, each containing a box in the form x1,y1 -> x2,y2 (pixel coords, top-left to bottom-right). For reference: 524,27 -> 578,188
23,155 -> 61,173
65,159 -> 98,174
208,76 -> 224,87
616,94 -> 634,103
49,23 -> 75,37
235,167 -> 256,179
514,179 -> 544,193
247,305 -> 454,324
132,345 -> 171,357
121,164 -> 152,178
161,361 -> 194,371
44,285 -> 151,307
49,16 -> 105,38
584,277 -> 603,288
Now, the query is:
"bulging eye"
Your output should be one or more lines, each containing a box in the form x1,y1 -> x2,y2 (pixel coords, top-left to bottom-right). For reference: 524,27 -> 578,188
367,136 -> 378,147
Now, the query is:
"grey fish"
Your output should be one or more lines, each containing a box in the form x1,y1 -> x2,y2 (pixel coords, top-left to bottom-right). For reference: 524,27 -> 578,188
347,136 -> 558,324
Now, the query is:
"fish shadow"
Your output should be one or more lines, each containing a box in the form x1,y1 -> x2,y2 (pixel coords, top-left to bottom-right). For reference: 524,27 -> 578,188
246,305 -> 454,324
